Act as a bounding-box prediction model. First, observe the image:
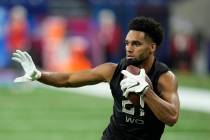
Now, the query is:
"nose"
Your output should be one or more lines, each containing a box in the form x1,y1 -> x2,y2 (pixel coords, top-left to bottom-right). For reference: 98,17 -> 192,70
126,44 -> 134,53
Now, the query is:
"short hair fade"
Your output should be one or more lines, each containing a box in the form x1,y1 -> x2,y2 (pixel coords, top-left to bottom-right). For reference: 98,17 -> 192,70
128,16 -> 163,47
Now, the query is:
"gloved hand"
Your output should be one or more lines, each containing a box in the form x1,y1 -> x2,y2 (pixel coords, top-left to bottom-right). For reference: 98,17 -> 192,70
120,69 -> 149,98
12,50 -> 41,82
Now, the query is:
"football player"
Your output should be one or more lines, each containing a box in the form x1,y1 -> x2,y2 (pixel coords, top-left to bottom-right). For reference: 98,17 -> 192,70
12,16 -> 180,140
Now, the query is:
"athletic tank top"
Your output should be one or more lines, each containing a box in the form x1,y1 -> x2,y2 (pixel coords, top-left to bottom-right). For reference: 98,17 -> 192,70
109,58 -> 169,140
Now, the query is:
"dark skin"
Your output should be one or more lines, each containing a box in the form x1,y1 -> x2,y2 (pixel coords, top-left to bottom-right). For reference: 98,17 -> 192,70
38,30 -> 180,126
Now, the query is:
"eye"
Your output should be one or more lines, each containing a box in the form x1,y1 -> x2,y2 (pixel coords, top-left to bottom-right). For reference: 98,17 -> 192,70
132,41 -> 142,47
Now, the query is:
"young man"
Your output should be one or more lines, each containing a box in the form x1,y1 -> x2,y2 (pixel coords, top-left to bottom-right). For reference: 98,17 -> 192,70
12,17 -> 179,140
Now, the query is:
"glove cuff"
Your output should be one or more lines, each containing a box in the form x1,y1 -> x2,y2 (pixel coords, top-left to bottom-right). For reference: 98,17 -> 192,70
31,70 -> 41,81
137,86 -> 149,96
142,86 -> 149,96
35,70 -> 41,79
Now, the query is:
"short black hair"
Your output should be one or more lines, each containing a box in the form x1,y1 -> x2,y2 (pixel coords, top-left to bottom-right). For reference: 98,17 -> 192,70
128,16 -> 163,47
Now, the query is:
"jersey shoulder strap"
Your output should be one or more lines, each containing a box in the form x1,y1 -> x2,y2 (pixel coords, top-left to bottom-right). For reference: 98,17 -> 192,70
110,58 -> 127,87
147,60 -> 169,95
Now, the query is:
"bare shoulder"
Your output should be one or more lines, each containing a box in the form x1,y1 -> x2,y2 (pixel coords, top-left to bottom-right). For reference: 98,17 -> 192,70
92,63 -> 117,82
157,71 -> 178,97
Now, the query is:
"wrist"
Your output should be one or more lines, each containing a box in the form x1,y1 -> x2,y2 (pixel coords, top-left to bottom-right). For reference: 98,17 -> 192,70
137,86 -> 150,96
142,87 -> 152,97
30,69 -> 41,80
36,70 -> 42,79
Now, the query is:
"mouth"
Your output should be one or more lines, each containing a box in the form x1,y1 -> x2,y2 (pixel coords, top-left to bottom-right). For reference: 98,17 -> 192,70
126,55 -> 135,59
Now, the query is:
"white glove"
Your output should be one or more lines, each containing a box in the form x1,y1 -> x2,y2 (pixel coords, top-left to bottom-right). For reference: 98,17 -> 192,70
120,69 -> 149,98
12,50 -> 41,82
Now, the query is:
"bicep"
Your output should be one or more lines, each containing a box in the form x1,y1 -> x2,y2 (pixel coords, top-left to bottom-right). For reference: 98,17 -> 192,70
66,63 -> 117,87
158,71 -> 179,106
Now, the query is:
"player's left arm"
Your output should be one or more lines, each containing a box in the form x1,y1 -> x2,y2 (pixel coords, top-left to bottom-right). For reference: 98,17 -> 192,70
144,71 -> 180,126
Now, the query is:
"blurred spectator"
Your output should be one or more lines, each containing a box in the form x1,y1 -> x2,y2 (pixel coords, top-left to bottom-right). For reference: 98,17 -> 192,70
97,9 -> 122,63
41,16 -> 67,71
170,33 -> 196,72
41,17 -> 92,72
28,15 -> 46,68
170,16 -> 197,72
6,5 -> 29,52
67,36 -> 92,72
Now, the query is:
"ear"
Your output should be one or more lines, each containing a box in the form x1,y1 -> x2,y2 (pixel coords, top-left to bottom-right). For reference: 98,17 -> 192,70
151,43 -> 157,53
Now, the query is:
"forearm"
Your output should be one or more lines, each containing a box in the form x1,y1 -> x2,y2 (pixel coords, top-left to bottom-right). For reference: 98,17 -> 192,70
37,71 -> 103,88
38,72 -> 71,87
144,88 -> 179,126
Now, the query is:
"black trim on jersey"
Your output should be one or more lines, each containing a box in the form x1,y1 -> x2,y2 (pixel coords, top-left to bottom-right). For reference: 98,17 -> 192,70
147,59 -> 169,96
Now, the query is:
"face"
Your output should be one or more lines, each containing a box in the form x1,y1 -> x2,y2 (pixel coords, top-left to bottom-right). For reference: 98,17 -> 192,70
125,30 -> 155,66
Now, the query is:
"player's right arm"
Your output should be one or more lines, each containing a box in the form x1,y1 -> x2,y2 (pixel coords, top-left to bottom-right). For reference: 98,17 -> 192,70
38,63 -> 116,87
12,50 -> 117,87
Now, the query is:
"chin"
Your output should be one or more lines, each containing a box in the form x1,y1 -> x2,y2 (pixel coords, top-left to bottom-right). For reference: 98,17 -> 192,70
126,58 -> 143,67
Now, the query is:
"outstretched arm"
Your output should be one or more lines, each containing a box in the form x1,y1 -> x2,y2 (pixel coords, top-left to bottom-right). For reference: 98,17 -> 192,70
12,50 -> 117,88
144,71 -> 180,126
38,63 -> 116,87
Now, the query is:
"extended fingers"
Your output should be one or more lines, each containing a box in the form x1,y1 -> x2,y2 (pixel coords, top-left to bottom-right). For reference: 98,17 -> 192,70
16,50 -> 26,59
12,50 -> 33,64
12,52 -> 22,61
120,78 -> 137,91
139,69 -> 146,77
121,70 -> 135,78
13,50 -> 27,62
12,51 -> 24,63
11,56 -> 22,64
120,78 -> 133,85
24,51 -> 33,62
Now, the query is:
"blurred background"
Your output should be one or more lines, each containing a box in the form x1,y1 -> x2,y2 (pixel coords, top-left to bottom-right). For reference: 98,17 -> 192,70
0,0 -> 210,140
